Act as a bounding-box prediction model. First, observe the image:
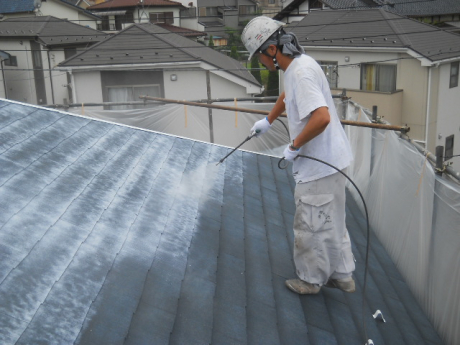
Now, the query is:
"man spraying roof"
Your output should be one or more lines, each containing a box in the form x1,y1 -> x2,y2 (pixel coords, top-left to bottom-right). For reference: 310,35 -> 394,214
242,16 -> 356,294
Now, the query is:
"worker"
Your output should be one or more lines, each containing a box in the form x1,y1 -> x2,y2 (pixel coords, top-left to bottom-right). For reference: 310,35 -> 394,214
241,16 -> 356,294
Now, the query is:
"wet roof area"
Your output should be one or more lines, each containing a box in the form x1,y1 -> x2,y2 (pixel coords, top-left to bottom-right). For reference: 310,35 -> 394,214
0,99 -> 443,344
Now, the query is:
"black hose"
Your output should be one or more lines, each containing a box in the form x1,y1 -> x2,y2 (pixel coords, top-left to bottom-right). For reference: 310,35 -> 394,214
278,156 -> 371,343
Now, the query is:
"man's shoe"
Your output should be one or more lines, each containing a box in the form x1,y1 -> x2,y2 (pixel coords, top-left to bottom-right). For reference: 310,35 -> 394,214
324,277 -> 356,293
285,279 -> 321,295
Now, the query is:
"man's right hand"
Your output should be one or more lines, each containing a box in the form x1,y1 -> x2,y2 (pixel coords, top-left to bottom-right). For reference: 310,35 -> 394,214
251,117 -> 271,136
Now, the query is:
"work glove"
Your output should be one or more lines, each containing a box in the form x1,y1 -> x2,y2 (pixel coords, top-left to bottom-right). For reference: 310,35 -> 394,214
283,144 -> 300,162
251,117 -> 271,136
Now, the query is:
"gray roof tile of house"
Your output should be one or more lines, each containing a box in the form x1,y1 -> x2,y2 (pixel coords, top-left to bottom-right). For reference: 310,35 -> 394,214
288,8 -> 460,63
321,0 -> 460,16
0,0 -> 36,14
87,0 -> 185,10
58,22 -> 260,86
0,16 -> 107,46
0,0 -> 100,18
0,98 -> 443,344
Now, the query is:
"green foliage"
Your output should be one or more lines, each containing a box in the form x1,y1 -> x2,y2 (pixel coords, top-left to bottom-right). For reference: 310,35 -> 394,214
265,70 -> 279,97
208,35 -> 215,49
250,56 -> 262,84
230,46 -> 239,60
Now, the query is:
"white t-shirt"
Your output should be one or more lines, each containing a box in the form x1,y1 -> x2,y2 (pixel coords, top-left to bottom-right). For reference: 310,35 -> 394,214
284,54 -> 353,183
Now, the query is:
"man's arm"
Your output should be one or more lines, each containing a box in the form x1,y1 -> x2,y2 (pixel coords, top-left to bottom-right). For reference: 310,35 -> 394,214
267,91 -> 286,124
291,106 -> 330,149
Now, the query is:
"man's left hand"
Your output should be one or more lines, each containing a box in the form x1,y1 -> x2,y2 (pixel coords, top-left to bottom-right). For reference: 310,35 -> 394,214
283,144 -> 299,162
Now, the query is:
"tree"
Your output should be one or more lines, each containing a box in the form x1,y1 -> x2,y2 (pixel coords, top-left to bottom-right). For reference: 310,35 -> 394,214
265,70 -> 279,97
250,56 -> 262,84
230,46 -> 239,60
208,35 -> 215,49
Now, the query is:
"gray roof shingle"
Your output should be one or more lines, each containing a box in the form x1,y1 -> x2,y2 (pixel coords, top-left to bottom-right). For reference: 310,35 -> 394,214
288,8 -> 460,63
0,16 -> 107,46
321,0 -> 460,16
0,99 -> 443,344
59,22 -> 260,86
0,0 -> 36,14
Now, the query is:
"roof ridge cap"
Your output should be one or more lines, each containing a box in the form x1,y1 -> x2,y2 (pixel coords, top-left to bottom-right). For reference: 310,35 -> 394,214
379,8 -> 412,47
136,23 -> 201,60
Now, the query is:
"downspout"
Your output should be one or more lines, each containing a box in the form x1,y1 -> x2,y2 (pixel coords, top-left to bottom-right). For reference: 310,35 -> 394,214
1,59 -> 7,99
69,70 -> 77,104
425,66 -> 432,149
47,50 -> 55,105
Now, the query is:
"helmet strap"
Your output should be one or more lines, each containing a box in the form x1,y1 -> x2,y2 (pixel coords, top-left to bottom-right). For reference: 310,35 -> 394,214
261,46 -> 280,70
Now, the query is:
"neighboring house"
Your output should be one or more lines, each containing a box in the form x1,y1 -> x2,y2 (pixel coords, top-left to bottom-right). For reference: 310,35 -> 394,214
273,0 -> 333,23
87,0 -> 187,31
196,0 -> 259,46
274,0 -> 460,32
56,22 -> 262,107
0,0 -> 100,29
287,8 -> 460,156
0,16 -> 107,105
0,50 -> 9,98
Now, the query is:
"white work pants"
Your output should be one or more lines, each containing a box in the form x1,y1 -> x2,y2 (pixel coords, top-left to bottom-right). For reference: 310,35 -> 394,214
293,171 -> 355,285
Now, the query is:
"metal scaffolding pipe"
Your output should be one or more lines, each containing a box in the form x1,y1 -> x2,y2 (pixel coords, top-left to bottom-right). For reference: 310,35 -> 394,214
139,96 -> 410,133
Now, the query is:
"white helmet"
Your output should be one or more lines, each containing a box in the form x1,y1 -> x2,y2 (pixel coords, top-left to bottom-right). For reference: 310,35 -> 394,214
241,16 -> 285,61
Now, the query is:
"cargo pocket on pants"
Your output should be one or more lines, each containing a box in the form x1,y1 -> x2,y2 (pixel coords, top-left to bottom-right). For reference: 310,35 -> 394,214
295,194 -> 335,233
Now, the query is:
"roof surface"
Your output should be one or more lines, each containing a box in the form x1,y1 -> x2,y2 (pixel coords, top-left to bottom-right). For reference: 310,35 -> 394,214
0,16 -> 107,46
59,22 -> 260,86
0,0 -> 100,17
0,0 -> 36,14
88,0 -> 184,10
156,23 -> 207,38
321,0 -> 460,16
0,99 -> 443,344
288,8 -> 460,63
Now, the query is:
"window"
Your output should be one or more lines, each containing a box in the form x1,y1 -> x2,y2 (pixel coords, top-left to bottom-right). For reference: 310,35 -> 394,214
318,61 -> 338,88
360,63 -> 396,92
115,12 -> 134,30
198,7 -> 217,17
450,61 -> 459,88
149,12 -> 174,24
107,85 -> 161,110
309,0 -> 322,9
4,55 -> 17,66
239,5 -> 256,15
269,0 -> 275,3
445,134 -> 454,160
64,48 -> 77,60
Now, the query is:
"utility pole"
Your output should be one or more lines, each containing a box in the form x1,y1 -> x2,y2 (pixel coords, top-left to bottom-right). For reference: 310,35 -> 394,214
206,70 -> 214,143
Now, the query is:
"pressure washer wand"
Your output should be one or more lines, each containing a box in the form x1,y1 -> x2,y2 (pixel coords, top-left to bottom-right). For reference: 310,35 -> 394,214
216,131 -> 258,166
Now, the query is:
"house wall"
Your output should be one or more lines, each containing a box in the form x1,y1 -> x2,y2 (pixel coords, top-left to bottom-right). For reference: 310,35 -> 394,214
398,57 -> 430,141
302,49 -> 432,141
435,62 -> 460,171
40,0 -> 98,29
337,89 -> 403,126
1,40 -> 37,104
47,48 -> 77,105
70,68 -> 253,106
73,71 -> 103,104
133,7 -> 182,26
164,69 -> 251,100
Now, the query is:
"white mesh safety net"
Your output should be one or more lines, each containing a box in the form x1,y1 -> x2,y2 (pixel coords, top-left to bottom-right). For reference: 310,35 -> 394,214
69,99 -> 460,345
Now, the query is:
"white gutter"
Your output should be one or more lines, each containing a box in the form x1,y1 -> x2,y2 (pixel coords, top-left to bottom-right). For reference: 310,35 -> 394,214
55,61 -> 200,72
303,45 -> 460,66
425,66 -> 432,148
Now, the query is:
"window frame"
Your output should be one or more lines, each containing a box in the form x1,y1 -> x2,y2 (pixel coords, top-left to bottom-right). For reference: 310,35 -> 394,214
450,61 -> 459,88
3,55 -> 18,66
149,11 -> 174,24
360,63 -> 397,92
318,60 -> 338,88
